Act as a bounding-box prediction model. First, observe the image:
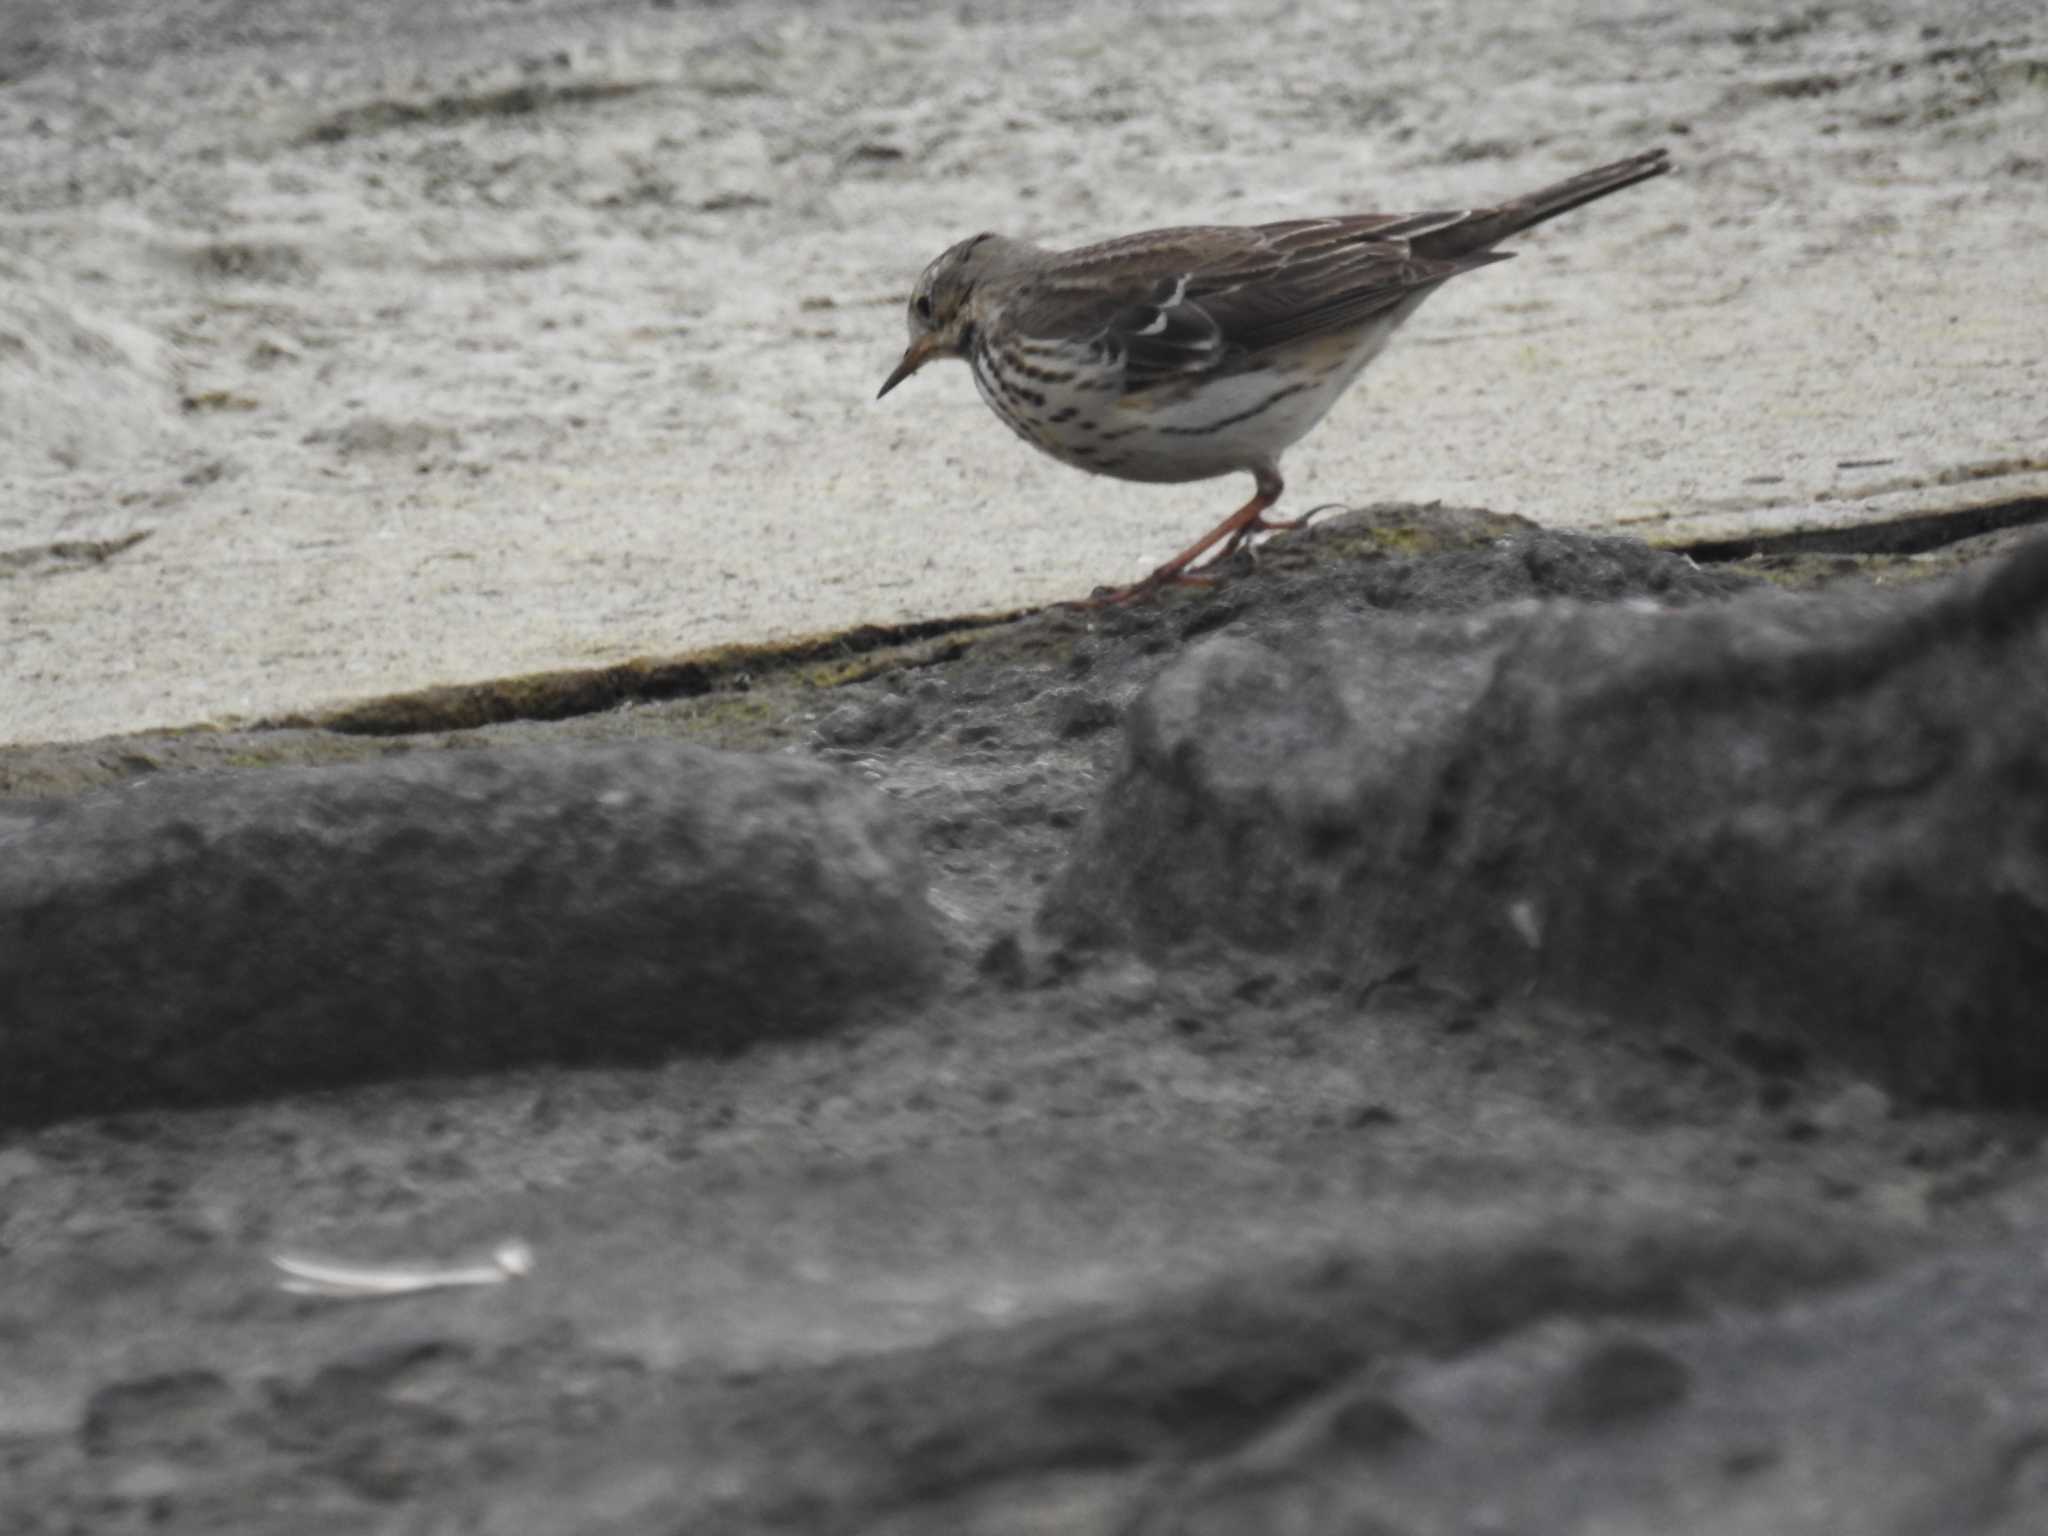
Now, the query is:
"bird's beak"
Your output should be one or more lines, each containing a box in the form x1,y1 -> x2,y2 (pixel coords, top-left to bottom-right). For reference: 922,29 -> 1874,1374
877,335 -> 942,400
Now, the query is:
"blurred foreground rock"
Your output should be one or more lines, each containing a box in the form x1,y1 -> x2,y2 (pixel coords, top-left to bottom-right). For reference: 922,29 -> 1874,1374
7,514 -> 2048,1536
0,740 -> 937,1125
1051,535 -> 2048,1104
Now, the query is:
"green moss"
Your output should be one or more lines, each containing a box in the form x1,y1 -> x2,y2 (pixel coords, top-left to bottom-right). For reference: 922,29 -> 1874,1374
302,613 -> 1015,738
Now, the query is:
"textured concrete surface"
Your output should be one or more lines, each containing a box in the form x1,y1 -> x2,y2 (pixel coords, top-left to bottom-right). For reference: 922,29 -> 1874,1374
3,0 -> 2045,743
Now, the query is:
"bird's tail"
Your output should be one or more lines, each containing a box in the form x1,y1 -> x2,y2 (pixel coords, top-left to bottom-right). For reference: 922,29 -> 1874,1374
1427,148 -> 1672,255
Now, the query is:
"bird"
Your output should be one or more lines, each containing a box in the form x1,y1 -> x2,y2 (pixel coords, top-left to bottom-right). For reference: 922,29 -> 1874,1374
878,148 -> 1672,602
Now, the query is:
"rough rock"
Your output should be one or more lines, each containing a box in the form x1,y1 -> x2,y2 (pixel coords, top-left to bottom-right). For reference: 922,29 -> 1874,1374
0,740 -> 937,1125
1048,535 -> 2048,1104
448,1204 -> 1884,1534
1111,1217 -> 2048,1536
6,514 -> 2048,1536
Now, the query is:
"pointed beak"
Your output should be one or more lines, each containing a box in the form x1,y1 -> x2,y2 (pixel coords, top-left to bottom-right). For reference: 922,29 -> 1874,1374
877,336 -> 942,400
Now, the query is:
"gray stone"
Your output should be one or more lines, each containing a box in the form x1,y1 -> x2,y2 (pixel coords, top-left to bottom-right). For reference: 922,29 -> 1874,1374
461,1204 -> 1881,1535
1045,687 -> 1120,739
813,690 -> 917,749
1125,1215 -> 2048,1536
0,740 -> 938,1125
1047,536 -> 2048,1104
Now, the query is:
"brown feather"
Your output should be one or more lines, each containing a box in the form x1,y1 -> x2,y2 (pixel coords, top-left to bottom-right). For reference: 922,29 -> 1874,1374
989,148 -> 1671,395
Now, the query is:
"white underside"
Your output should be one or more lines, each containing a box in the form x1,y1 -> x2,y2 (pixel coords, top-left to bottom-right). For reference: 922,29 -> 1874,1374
973,298 -> 1428,487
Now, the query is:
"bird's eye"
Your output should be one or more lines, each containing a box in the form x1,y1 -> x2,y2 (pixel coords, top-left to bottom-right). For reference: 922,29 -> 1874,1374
915,294 -> 934,321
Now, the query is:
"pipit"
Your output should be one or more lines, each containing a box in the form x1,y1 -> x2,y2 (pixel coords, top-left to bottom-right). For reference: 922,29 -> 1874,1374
879,148 -> 1671,602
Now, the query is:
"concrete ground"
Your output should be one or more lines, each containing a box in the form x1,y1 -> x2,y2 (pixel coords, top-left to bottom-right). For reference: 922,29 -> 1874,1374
3,0 -> 2044,744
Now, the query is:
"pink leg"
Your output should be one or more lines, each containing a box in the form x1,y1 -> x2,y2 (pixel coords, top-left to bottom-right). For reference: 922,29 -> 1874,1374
1080,467 -> 1284,606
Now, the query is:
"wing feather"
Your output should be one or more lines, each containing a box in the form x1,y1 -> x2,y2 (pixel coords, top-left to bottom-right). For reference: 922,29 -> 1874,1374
1005,215 -> 1508,393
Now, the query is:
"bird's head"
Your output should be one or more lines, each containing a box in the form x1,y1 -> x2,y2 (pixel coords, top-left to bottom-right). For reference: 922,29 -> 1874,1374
877,232 -> 1024,398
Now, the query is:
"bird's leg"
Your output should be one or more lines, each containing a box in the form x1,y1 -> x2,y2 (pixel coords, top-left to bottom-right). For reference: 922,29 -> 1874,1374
1079,468 -> 1283,605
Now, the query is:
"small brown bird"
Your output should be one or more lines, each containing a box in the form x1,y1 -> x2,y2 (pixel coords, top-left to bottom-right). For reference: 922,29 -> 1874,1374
879,148 -> 1671,601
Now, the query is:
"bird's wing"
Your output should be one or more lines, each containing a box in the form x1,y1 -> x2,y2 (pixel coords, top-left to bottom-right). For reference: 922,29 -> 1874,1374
1009,213 -> 1508,389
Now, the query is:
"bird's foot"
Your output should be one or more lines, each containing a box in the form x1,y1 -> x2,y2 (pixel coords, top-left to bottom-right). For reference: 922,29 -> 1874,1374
1208,501 -> 1344,563
1068,571 -> 1218,608
1255,501 -> 1345,534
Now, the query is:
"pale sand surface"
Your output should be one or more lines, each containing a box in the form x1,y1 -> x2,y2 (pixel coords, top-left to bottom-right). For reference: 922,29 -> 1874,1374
3,0 -> 2043,744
